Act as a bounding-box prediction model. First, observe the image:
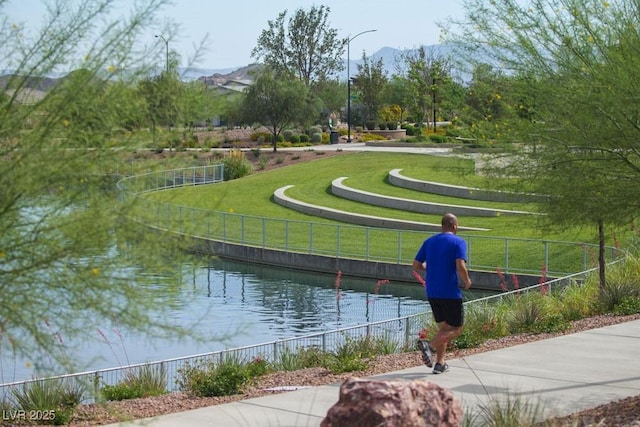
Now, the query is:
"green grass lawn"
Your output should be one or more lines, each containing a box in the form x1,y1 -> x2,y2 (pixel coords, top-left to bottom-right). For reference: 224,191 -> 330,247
146,151 -> 598,244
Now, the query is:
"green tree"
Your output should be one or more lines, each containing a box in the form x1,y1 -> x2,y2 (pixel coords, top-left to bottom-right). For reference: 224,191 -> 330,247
46,69 -> 115,148
384,76 -> 411,125
311,79 -> 346,128
352,53 -> 388,125
461,63 -> 515,142
0,0 -> 194,375
401,47 -> 453,131
450,0 -> 640,289
241,70 -> 320,152
251,5 -> 347,86
177,80 -> 221,130
106,80 -> 147,131
137,70 -> 182,149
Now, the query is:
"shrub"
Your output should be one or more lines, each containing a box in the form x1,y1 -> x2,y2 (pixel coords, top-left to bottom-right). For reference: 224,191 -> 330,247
12,379 -> 83,425
282,129 -> 294,141
258,156 -> 268,170
323,336 -> 373,374
613,296 -> 640,315
289,134 -> 300,143
250,131 -> 271,141
168,135 -> 181,150
272,345 -> 329,371
452,301 -> 507,349
429,134 -> 447,143
386,121 -> 397,130
272,347 -> 304,371
324,355 -> 368,374
597,256 -> 640,312
222,150 -> 253,180
299,133 -> 310,143
310,132 -> 322,143
176,357 -> 251,398
359,133 -> 388,142
407,134 -> 428,143
204,136 -> 220,148
182,133 -> 199,148
470,395 -> 544,427
297,346 -> 329,368
403,124 -> 416,135
369,333 -> 402,355
505,292 -> 570,334
101,365 -> 167,401
247,357 -> 271,377
250,148 -> 261,159
365,120 -> 377,130
556,281 -> 599,320
378,122 -> 387,130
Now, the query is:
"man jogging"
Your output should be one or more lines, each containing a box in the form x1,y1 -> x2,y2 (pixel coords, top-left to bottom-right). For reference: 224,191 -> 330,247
412,213 -> 472,374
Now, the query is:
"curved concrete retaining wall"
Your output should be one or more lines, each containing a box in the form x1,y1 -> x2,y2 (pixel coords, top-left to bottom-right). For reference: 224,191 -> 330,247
189,236 -> 543,292
273,185 -> 490,232
363,129 -> 407,139
331,177 -> 535,217
389,169 -> 548,203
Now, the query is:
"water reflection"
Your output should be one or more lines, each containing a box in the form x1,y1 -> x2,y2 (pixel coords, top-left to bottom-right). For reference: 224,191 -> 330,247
3,257 -> 432,383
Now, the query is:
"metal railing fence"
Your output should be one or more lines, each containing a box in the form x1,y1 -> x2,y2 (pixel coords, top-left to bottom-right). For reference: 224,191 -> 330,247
0,269 -> 597,403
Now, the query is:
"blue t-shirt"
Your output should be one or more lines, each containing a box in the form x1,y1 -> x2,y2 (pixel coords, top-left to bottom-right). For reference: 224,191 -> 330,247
414,232 -> 467,299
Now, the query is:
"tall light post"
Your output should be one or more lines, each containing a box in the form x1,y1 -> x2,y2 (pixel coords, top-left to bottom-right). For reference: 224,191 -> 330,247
154,34 -> 169,73
347,29 -> 376,143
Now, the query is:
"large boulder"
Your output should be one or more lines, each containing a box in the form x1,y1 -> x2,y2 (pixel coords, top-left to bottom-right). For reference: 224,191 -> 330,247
321,377 -> 462,427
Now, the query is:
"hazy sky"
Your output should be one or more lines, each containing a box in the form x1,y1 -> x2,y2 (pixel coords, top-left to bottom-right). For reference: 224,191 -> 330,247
4,0 -> 466,71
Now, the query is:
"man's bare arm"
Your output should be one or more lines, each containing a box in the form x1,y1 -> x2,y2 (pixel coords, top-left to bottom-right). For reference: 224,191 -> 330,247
412,260 -> 425,272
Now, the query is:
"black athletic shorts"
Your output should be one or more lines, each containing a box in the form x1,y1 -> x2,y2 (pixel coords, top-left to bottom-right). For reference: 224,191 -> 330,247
428,298 -> 464,327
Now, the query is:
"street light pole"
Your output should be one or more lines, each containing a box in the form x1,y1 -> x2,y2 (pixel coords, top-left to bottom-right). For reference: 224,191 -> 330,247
347,29 -> 376,143
155,34 -> 169,73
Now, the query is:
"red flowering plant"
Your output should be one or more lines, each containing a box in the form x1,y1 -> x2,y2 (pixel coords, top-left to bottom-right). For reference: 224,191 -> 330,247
334,270 -> 342,301
497,267 -> 508,292
496,267 -> 521,295
539,264 -> 549,295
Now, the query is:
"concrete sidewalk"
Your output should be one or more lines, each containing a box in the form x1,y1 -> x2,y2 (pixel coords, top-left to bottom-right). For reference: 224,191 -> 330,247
106,319 -> 640,426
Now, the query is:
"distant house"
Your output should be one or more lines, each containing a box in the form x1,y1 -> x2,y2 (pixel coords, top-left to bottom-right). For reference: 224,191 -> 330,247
4,87 -> 48,105
201,78 -> 253,127
211,78 -> 252,95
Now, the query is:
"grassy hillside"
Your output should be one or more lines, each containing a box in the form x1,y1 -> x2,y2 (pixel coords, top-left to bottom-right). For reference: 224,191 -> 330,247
146,151 -> 600,244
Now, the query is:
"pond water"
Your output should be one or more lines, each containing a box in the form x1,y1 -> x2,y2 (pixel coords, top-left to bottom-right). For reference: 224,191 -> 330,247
3,257 -> 441,383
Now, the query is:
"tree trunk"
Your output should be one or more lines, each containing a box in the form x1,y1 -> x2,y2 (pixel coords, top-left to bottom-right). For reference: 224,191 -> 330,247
272,127 -> 278,152
598,218 -> 606,293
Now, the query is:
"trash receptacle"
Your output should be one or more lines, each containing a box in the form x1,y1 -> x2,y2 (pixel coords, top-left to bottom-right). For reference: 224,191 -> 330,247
330,130 -> 339,144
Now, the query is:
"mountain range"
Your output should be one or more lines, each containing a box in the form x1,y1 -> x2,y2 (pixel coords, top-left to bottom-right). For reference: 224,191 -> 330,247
184,44 -> 451,83
1,45 -> 453,93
